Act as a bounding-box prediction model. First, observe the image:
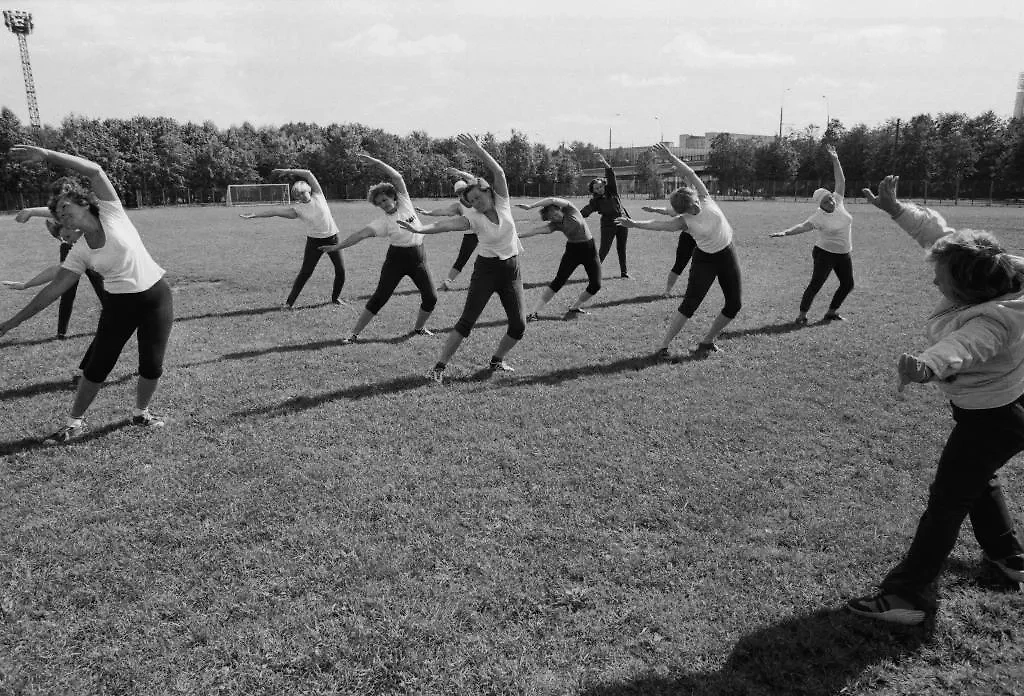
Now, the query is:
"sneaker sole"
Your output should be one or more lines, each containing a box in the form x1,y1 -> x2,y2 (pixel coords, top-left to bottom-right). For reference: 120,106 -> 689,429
847,604 -> 925,625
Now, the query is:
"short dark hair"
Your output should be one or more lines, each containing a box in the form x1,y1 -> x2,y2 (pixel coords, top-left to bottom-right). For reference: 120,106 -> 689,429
539,203 -> 561,222
928,229 -> 1024,304
588,177 -> 606,195
47,176 -> 100,219
367,181 -> 397,205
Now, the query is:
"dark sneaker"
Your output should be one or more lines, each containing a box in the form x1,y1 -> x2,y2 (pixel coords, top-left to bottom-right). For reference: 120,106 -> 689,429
985,553 -> 1024,583
794,316 -> 808,326
283,303 -> 294,311
653,347 -> 674,362
566,307 -> 589,316
43,420 -> 86,445
692,342 -> 722,358
414,328 -> 435,337
847,592 -> 926,625
331,299 -> 345,306
57,333 -> 68,340
621,272 -> 631,279
823,312 -> 845,322
526,312 -> 539,322
340,335 -> 358,345
132,411 -> 166,428
488,359 -> 515,373
426,366 -> 445,384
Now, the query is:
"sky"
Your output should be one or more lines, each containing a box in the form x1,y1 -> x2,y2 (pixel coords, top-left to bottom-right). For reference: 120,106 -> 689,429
1,0 -> 1022,149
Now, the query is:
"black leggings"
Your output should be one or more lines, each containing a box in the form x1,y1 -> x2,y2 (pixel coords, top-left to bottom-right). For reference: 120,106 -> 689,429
82,278 -> 174,383
800,246 -> 854,313
452,233 -> 479,272
549,239 -> 602,296
287,235 -> 345,306
454,256 -> 526,340
598,225 -> 628,274
671,232 -> 697,275
678,244 -> 742,319
365,245 -> 437,314
57,243 -> 105,336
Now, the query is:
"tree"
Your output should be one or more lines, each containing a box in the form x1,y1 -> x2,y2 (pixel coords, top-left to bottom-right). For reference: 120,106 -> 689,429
502,130 -> 535,196
634,149 -> 660,199
753,139 -> 797,197
933,112 -> 978,202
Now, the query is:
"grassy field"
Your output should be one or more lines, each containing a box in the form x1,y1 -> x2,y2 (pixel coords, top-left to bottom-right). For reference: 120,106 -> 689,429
1,198 -> 1023,695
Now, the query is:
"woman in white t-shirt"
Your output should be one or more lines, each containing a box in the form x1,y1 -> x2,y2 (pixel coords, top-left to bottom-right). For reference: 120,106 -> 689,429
239,168 -> 345,308
616,143 -> 743,359
770,145 -> 854,325
396,134 -> 526,383
0,145 -> 173,444
318,154 -> 437,342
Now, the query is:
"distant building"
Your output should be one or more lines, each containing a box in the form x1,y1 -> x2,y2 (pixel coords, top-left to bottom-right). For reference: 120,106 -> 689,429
598,131 -> 775,166
1015,72 -> 1024,120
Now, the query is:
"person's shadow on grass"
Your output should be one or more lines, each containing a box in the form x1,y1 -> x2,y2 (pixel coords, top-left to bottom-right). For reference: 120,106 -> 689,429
579,607 -> 930,696
0,419 -> 134,456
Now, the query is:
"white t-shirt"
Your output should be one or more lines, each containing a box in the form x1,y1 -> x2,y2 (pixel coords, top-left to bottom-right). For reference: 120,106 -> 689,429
463,194 -> 522,260
293,192 -> 340,239
62,199 -> 165,294
368,193 -> 423,247
805,195 -> 853,254
685,197 -> 733,254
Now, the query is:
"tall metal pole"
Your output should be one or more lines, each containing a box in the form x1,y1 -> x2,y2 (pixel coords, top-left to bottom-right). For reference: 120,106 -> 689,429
4,10 -> 41,130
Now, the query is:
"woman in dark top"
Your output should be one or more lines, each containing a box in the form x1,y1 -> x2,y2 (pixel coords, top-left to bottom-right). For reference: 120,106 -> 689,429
581,152 -> 630,279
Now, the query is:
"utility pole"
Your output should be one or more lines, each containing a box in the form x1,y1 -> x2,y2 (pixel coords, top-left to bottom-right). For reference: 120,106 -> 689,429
4,9 -> 41,130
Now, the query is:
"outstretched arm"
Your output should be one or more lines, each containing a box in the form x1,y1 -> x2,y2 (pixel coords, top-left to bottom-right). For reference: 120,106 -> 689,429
8,145 -> 118,202
457,134 -> 508,198
641,205 -> 674,216
447,166 -> 476,183
518,222 -> 555,239
515,197 -> 570,211
239,206 -> 298,220
0,269 -> 82,338
825,145 -> 845,198
771,221 -> 815,238
2,264 -> 62,290
651,142 -> 709,198
320,225 -> 376,253
357,154 -> 409,199
397,216 -> 470,236
614,215 -> 687,232
416,201 -> 463,217
15,206 -> 53,223
272,168 -> 324,196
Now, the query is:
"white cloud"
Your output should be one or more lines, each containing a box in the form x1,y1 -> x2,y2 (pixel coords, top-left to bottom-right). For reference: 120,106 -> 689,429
332,24 -> 467,58
609,73 -> 686,88
661,34 -> 794,68
812,24 -> 945,54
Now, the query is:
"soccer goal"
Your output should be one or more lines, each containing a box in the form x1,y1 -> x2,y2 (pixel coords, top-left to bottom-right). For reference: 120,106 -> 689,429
225,183 -> 290,206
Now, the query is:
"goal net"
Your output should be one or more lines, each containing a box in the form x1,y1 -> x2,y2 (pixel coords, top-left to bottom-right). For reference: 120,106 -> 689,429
226,183 -> 290,206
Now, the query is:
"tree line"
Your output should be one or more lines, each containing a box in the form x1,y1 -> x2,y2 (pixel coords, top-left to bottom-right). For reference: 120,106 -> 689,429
2,106 -> 1023,210
705,112 -> 1024,202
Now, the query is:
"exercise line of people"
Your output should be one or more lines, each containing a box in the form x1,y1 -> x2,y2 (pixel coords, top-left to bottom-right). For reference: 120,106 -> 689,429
3,141 -> 1024,634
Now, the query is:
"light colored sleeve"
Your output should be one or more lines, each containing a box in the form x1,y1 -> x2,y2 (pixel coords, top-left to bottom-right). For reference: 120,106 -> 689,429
917,315 -> 1011,379
367,219 -> 387,238
60,245 -> 89,276
892,203 -> 954,249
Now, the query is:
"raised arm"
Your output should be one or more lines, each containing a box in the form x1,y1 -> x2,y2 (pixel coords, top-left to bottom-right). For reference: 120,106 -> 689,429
2,264 -> 62,290
357,154 -> 409,199
397,216 -> 470,236
651,142 -> 708,198
457,134 -> 508,198
272,168 -> 324,196
825,145 -> 845,198
238,205 -> 298,220
446,166 -> 476,183
416,201 -> 462,217
614,215 -> 687,233
515,197 -> 570,211
14,206 -> 52,223
863,175 -> 950,249
8,145 -> 117,202
596,152 -> 619,196
0,269 -> 82,338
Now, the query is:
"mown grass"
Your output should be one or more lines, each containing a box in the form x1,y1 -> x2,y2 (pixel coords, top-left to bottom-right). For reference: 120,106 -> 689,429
1,199 -> 1023,695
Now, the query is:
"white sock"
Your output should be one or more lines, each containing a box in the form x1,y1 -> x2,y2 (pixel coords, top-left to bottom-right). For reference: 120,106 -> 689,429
66,416 -> 84,427
133,407 -> 149,418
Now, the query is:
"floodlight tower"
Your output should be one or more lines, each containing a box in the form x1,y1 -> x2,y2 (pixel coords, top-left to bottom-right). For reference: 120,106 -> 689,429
4,9 -> 41,130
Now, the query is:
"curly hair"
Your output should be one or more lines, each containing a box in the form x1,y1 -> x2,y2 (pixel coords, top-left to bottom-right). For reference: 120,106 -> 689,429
668,185 -> 699,215
291,180 -> 311,197
927,230 -> 1024,304
588,177 -> 607,195
462,177 -> 494,205
367,181 -> 397,205
47,176 -> 100,219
